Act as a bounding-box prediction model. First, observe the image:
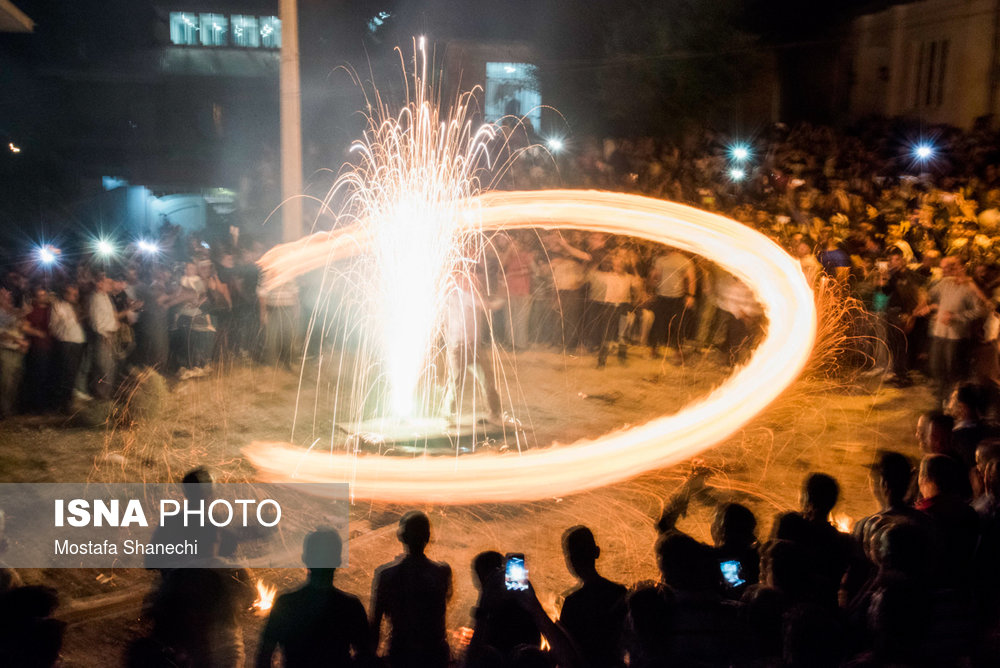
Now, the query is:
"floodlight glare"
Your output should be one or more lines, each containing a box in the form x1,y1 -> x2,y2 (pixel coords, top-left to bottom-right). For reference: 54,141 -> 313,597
96,239 -> 116,257
38,247 -> 56,265
729,167 -> 746,181
547,137 -> 565,153
137,240 -> 159,254
730,145 -> 750,162
915,144 -> 934,160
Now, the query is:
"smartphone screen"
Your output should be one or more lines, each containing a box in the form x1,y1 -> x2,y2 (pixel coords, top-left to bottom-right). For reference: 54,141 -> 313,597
505,553 -> 528,591
720,559 -> 745,588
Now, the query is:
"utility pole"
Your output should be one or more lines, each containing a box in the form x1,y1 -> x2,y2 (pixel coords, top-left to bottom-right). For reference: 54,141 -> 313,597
279,0 -> 303,242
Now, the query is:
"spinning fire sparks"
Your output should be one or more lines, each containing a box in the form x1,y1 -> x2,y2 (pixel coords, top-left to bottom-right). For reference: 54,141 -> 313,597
248,190 -> 817,503
245,42 -> 816,504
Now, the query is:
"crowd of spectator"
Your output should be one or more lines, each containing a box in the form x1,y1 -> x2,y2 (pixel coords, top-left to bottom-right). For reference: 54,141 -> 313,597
0,222 -> 302,417
479,117 -> 1000,393
3,119 -> 1000,416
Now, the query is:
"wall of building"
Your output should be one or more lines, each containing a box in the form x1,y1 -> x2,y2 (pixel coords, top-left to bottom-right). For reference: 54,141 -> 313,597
851,0 -> 1000,127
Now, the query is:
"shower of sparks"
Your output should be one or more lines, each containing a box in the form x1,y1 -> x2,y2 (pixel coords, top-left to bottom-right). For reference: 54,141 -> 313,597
300,40 -> 496,419
250,190 -> 817,503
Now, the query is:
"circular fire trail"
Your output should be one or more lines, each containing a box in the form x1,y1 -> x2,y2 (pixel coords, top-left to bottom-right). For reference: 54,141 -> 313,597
245,189 -> 817,503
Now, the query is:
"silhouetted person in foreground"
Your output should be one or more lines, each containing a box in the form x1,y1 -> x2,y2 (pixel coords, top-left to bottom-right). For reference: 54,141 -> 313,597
371,511 -> 453,668
773,473 -> 853,607
140,516 -> 255,668
847,521 -> 933,667
622,583 -> 673,668
948,382 -> 992,467
558,526 -> 626,668
466,550 -> 540,664
853,451 -> 928,552
256,528 -> 373,667
655,532 -> 738,665
711,502 -> 760,596
915,454 -> 979,588
0,585 -> 64,668
973,449 -> 1000,659
148,466 -> 230,571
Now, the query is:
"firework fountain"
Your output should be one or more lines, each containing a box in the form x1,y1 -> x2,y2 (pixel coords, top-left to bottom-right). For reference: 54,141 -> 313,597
287,41 -> 500,432
247,44 -> 817,504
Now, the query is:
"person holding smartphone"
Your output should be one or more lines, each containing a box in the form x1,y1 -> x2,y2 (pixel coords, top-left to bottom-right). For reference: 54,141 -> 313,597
502,552 -> 584,668
711,503 -> 760,598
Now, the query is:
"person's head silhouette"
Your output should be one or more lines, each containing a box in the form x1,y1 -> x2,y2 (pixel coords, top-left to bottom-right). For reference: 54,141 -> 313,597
181,467 -> 214,503
472,550 -> 504,592
801,473 -> 839,521
302,528 -> 343,585
869,451 -> 914,507
562,525 -> 600,580
397,511 -> 431,555
711,503 -> 757,549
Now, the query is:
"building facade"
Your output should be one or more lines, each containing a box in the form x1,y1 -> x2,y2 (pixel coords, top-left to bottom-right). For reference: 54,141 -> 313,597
850,0 -> 1000,127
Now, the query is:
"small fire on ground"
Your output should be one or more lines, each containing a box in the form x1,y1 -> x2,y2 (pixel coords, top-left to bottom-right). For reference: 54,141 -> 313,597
833,514 -> 853,534
253,579 -> 277,615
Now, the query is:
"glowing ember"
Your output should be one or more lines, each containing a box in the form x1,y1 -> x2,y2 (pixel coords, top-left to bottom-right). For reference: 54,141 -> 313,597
248,190 -> 817,503
833,513 -> 853,534
253,579 -> 277,614
452,626 -> 474,648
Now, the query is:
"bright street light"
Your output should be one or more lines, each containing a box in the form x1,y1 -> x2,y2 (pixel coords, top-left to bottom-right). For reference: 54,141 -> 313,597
730,144 -> 750,162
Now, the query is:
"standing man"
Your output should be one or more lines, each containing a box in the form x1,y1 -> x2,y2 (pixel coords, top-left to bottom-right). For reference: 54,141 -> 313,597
0,288 -> 27,418
50,285 -> 87,413
713,271 -> 763,367
258,279 -> 299,370
88,276 -> 120,400
256,529 -> 373,668
501,235 -> 536,352
547,232 -> 591,351
444,269 -> 502,425
559,526 -> 627,668
589,252 -> 641,368
878,247 -> 925,386
371,511 -> 452,668
649,248 -> 696,362
922,256 -> 985,401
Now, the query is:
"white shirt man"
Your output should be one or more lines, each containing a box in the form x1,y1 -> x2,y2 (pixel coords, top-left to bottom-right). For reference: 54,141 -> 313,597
653,250 -> 695,299
50,294 -> 85,344
88,278 -> 119,400
89,285 -> 119,339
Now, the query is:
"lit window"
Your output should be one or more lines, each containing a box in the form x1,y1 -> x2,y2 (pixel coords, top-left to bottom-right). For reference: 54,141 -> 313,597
368,11 -> 391,34
259,16 -> 281,48
231,15 -> 260,48
199,13 -> 228,47
169,12 -> 199,46
485,62 -> 542,132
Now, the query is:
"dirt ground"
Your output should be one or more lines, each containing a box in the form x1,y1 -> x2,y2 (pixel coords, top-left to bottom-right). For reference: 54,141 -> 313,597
0,346 -> 934,667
